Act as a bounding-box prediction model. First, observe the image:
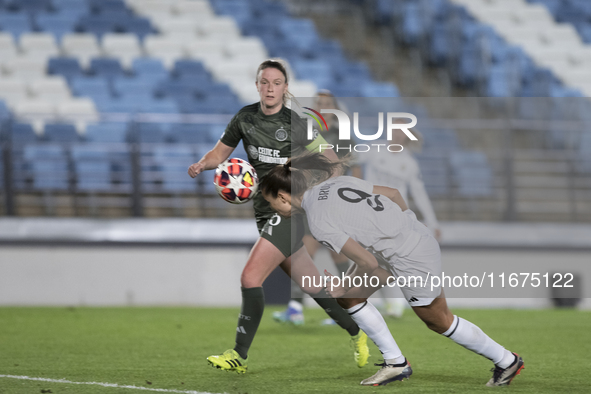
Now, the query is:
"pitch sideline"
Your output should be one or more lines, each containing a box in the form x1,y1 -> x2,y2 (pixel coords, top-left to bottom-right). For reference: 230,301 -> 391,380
0,374 -> 223,394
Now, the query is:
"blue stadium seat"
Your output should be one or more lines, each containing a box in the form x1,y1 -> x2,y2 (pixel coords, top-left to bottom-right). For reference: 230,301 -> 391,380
95,98 -> 140,113
0,12 -> 31,37
75,160 -> 112,190
361,82 -> 399,97
147,143 -> 198,192
71,144 -> 112,190
89,58 -> 126,79
0,100 -> 9,120
85,122 -> 128,143
137,99 -> 179,114
52,0 -> 89,12
291,59 -> 334,88
23,143 -> 70,190
10,123 -> 38,144
35,14 -> 77,40
172,60 -> 208,77
4,0 -> 52,13
88,0 -> 127,14
48,57 -> 84,80
112,78 -> 155,98
212,0 -> 252,27
168,124 -> 214,144
208,124 -> 225,142
123,17 -> 153,40
43,123 -> 80,142
449,151 -> 493,197
132,58 -> 168,79
71,76 -> 112,98
76,15 -> 116,37
133,123 -> 166,143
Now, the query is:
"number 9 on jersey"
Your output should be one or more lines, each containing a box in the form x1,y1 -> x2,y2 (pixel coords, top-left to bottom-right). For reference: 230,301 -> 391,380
213,158 -> 259,204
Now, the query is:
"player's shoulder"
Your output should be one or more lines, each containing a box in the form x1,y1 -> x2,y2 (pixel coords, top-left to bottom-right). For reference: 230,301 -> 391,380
282,106 -> 306,125
234,102 -> 260,118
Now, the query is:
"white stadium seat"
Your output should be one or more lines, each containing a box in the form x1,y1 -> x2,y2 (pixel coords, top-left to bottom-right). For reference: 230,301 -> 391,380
0,79 -> 28,106
172,0 -> 213,17
19,33 -> 60,58
185,38 -> 226,61
131,0 -> 173,18
571,48 -> 591,66
209,62 -> 258,83
2,57 -> 47,80
61,33 -> 102,68
102,33 -> 143,69
143,35 -> 187,68
225,37 -> 268,60
0,34 -> 20,65
541,25 -> 583,46
155,18 -> 199,38
198,17 -> 241,39
58,98 -> 98,132
15,100 -> 57,132
28,77 -> 71,102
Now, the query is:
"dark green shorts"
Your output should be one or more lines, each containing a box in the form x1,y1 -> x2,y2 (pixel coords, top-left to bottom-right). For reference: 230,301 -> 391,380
257,214 -> 305,258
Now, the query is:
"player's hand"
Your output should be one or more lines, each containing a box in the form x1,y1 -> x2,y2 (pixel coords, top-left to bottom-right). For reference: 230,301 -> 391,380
188,162 -> 205,178
324,270 -> 348,298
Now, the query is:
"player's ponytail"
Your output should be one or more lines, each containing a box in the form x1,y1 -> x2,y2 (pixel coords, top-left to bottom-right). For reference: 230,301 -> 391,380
260,153 -> 346,199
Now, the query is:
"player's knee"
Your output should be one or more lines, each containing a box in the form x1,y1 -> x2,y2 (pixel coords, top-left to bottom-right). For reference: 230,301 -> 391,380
337,298 -> 364,310
421,314 -> 450,334
240,268 -> 263,288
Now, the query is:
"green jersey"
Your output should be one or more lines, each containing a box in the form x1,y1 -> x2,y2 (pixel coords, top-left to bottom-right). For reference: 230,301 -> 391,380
220,103 -> 326,221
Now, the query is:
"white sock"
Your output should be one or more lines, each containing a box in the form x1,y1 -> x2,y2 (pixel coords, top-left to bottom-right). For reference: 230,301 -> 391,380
442,315 -> 515,368
347,301 -> 405,364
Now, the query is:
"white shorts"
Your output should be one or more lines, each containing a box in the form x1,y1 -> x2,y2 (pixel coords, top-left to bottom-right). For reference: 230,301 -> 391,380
385,233 -> 442,307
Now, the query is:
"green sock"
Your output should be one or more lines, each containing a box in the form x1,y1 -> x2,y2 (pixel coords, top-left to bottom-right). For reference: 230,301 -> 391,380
313,294 -> 360,336
234,287 -> 265,359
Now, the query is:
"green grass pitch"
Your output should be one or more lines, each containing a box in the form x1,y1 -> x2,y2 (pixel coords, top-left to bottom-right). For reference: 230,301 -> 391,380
0,306 -> 589,394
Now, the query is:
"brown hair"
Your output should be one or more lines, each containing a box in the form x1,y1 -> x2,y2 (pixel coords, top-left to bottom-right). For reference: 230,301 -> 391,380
260,153 -> 346,199
256,59 -> 292,104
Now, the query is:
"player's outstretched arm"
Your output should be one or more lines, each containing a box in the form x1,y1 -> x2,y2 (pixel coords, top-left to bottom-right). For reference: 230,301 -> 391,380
188,141 -> 235,178
373,185 -> 408,211
340,238 -> 380,277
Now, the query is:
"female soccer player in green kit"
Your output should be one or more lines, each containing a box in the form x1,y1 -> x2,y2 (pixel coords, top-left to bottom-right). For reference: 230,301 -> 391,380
187,59 -> 369,373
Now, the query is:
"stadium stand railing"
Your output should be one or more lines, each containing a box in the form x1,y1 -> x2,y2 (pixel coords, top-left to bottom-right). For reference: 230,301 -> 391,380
0,0 -> 589,222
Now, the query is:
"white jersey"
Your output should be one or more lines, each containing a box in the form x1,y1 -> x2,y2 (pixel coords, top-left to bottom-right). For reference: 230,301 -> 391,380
301,176 -> 427,260
359,149 -> 439,230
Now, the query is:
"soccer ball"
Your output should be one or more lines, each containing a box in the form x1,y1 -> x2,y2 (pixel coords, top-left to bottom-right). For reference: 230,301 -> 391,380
214,158 -> 258,204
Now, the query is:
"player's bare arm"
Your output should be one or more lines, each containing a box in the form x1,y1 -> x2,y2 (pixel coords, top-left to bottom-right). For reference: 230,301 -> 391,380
373,185 -> 408,211
188,141 -> 234,178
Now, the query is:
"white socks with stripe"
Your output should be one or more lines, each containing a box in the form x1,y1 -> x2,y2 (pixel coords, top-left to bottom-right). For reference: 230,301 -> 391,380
442,315 -> 515,368
347,301 -> 406,364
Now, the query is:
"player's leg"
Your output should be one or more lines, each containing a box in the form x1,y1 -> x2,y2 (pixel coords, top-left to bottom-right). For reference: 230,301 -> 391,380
335,283 -> 411,386
328,248 -> 350,276
318,246 -> 351,325
207,236 -> 285,373
283,245 -> 369,367
412,294 -> 524,386
272,234 -> 320,324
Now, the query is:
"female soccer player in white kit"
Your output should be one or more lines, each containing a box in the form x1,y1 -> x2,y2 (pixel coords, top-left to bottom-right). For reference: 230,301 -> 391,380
260,153 -> 524,387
